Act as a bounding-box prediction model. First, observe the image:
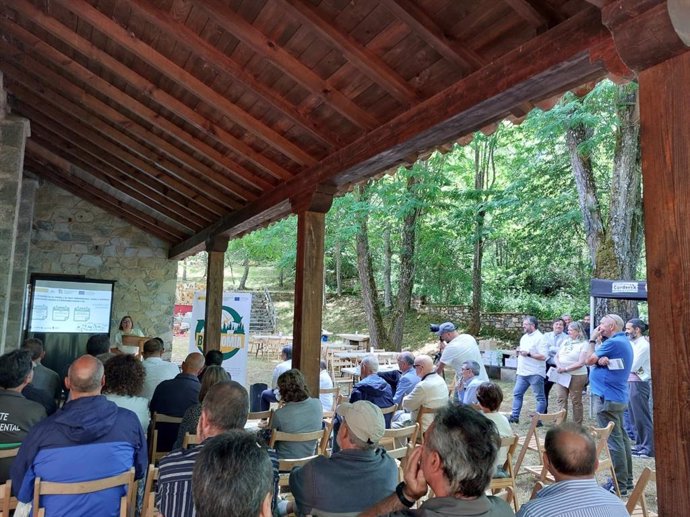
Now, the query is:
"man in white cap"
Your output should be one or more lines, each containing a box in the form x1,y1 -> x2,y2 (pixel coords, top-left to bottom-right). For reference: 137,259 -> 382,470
282,400 -> 398,516
433,322 -> 488,399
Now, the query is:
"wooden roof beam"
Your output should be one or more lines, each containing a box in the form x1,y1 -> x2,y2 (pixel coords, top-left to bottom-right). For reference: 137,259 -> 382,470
503,0 -> 564,30
0,31 -> 260,199
4,0 -> 292,182
24,156 -> 185,242
169,7 -> 612,259
124,0 -> 339,150
50,0 -> 316,166
274,0 -> 419,107
380,0 -> 485,73
12,95 -> 230,219
26,133 -> 206,232
192,0 -> 380,130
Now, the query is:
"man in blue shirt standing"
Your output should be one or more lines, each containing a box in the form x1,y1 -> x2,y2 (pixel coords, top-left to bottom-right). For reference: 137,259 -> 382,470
586,313 -> 634,495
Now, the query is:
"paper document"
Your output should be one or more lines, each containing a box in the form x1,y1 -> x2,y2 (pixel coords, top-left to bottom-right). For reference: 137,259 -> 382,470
547,367 -> 572,388
608,358 -> 625,370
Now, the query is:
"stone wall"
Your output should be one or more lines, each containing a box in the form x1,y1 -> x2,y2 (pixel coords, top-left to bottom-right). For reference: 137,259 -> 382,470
415,303 -> 526,335
29,185 -> 178,347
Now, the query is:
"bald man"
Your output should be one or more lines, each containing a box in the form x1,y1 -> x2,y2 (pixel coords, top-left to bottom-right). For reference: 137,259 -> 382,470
516,423 -> 628,517
400,355 -> 449,433
150,352 -> 204,451
10,355 -> 147,517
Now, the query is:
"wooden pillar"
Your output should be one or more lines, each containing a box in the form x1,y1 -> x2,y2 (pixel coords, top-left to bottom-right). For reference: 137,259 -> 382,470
291,186 -> 334,397
639,49 -> 690,516
203,235 -> 228,353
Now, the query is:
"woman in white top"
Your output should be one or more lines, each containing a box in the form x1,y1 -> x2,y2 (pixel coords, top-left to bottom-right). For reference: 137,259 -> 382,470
103,354 -> 150,430
476,382 -> 513,477
555,321 -> 591,425
113,315 -> 145,355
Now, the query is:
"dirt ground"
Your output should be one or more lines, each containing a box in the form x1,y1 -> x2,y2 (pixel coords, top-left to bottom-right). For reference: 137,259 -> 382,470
171,334 -> 656,513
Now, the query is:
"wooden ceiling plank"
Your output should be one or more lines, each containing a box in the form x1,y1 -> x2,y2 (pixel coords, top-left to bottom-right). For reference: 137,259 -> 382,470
0,14 -> 273,195
24,158 -> 184,242
169,7 -> 611,259
0,40 -> 259,203
502,0 -> 550,29
12,93 -> 230,219
50,0 -> 317,166
380,0 -> 486,72
124,0 -> 339,151
5,0 -> 292,182
27,130 -> 208,232
192,0 -> 380,130
26,136 -> 203,233
7,68 -> 245,213
274,0 -> 418,106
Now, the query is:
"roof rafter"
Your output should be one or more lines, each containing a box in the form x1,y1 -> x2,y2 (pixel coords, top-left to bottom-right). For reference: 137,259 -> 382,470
191,0 -> 380,130
50,0 -> 316,166
6,0 -> 292,182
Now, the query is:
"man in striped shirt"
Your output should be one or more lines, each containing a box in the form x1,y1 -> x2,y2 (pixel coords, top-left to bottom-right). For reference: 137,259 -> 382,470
156,380 -> 278,517
516,423 -> 628,517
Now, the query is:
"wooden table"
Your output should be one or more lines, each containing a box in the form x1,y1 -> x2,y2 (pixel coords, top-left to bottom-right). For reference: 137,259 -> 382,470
336,333 -> 371,350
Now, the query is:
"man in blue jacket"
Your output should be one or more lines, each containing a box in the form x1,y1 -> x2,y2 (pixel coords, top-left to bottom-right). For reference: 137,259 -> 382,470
11,355 -> 147,517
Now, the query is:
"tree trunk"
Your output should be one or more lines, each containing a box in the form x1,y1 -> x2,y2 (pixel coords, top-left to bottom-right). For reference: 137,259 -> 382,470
383,228 -> 392,310
238,256 -> 249,290
389,175 -> 420,350
278,268 -> 284,288
355,184 -> 388,348
334,240 -> 342,296
568,84 -> 643,323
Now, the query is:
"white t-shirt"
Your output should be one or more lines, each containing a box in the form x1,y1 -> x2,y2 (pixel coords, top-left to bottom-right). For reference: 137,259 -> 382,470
484,411 -> 512,471
516,330 -> 548,377
141,357 -> 180,400
440,334 -> 488,381
556,339 -> 588,376
319,369 -> 334,413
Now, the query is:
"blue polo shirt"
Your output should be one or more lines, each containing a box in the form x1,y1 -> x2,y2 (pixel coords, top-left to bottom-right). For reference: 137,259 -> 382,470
589,332 -> 633,403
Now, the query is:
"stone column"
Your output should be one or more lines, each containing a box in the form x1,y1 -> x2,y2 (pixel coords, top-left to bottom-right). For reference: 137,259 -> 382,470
0,73 -> 31,352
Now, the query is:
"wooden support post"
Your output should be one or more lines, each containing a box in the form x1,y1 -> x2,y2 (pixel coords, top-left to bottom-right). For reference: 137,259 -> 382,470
203,235 -> 228,353
639,49 -> 690,516
291,186 -> 335,397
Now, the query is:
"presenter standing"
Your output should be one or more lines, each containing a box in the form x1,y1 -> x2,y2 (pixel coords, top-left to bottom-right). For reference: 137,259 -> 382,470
113,315 -> 145,355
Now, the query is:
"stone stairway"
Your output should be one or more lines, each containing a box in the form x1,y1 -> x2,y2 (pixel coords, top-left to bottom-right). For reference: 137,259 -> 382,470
250,289 -> 276,334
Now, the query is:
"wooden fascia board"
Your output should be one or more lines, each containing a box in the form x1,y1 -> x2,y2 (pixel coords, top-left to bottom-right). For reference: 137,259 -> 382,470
169,7 -> 612,259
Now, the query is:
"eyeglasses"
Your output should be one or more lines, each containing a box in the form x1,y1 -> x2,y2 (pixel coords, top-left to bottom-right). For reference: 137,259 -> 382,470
413,364 -> 423,369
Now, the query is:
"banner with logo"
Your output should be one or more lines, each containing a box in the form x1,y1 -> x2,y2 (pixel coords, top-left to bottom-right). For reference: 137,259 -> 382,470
188,291 -> 252,386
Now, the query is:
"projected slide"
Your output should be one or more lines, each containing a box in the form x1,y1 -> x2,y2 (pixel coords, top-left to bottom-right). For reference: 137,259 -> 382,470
29,279 -> 113,333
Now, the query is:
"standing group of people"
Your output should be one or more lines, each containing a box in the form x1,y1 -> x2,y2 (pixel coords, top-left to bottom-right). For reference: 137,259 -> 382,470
509,313 -> 654,497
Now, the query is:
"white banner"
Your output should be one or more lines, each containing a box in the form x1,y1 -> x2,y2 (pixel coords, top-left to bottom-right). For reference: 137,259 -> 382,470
188,291 -> 252,386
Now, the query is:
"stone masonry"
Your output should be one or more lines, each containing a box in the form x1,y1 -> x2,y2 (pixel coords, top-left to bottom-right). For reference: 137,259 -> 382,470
29,185 -> 178,348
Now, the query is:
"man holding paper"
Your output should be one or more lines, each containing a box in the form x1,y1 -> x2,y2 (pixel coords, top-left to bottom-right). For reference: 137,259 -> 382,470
586,314 -> 634,496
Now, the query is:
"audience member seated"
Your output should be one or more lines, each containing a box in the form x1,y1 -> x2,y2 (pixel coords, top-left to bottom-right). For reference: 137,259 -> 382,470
319,360 -> 334,414
260,345 -> 292,411
173,365 -> 230,449
103,354 -> 150,430
86,333 -> 116,364
350,355 -> 395,425
141,338 -> 180,400
21,338 -> 62,402
392,352 -> 420,406
11,355 -> 147,517
157,381 -> 279,517
198,350 -> 223,382
150,352 -> 204,453
456,360 -> 484,405
113,315 -> 145,355
516,423 -> 628,517
270,369 -> 323,460
283,400 -> 398,517
360,404 -> 513,517
0,350 -> 46,483
395,355 -> 448,433
192,430 -> 274,517
476,382 -> 512,477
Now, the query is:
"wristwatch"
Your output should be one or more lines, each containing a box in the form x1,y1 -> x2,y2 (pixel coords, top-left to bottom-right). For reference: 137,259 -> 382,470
396,482 -> 415,508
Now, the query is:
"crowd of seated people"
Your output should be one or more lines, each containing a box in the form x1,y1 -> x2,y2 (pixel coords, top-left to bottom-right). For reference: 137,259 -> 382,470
0,313 -> 653,517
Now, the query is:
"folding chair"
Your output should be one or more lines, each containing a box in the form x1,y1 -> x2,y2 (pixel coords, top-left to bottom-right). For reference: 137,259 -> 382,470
589,422 -> 620,495
0,448 -> 18,517
277,456 -> 319,500
626,467 -> 657,517
415,405 -> 442,441
140,464 -> 159,517
269,428 -> 329,460
329,356 -> 355,396
380,424 -> 420,482
514,409 -> 566,475
320,387 -> 340,420
149,413 -> 184,463
33,467 -> 136,517
182,433 -> 199,449
488,434 -> 520,512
